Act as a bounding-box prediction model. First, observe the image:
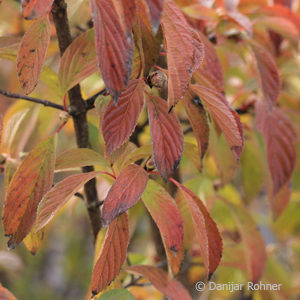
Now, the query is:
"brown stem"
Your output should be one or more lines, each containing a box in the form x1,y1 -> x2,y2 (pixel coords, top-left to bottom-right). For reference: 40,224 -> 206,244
51,0 -> 102,240
0,89 -> 65,111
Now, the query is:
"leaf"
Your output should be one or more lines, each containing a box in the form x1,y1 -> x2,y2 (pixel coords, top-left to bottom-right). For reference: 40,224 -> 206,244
142,180 -> 184,274
89,0 -> 135,104
182,92 -> 209,160
254,17 -> 300,42
55,148 -> 108,170
17,15 -> 51,94
250,42 -> 281,105
146,94 -> 184,181
102,80 -> 145,156
135,0 -> 163,76
161,0 -> 198,108
58,29 -> 98,95
102,164 -> 148,226
183,142 -> 203,172
23,229 -> 44,255
193,31 -> 224,92
171,179 -> 223,278
255,101 -> 296,196
182,4 -> 218,21
190,85 -> 244,158
145,0 -> 164,32
227,10 -> 253,35
22,0 -> 54,19
0,283 -> 17,300
35,171 -> 100,232
98,289 -> 135,300
91,213 -> 129,296
229,202 -> 267,282
127,265 -> 192,300
2,106 -> 40,158
2,136 -> 55,249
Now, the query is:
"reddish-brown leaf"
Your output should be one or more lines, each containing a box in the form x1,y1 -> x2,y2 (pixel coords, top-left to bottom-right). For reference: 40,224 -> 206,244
161,0 -> 196,108
91,213 -> 129,295
16,15 -> 51,94
190,85 -> 244,158
58,29 -> 98,95
256,101 -> 296,196
127,265 -> 192,300
229,202 -> 267,282
2,137 -> 55,249
89,0 -> 135,104
145,0 -> 164,32
250,42 -> 281,105
227,10 -> 253,35
260,4 -> 300,32
182,92 -> 209,160
35,171 -> 101,232
146,94 -> 184,181
193,31 -> 224,91
102,80 -> 145,156
102,164 -> 148,226
172,179 -> 223,278
22,0 -> 54,19
142,180 -> 184,274
0,283 -> 17,300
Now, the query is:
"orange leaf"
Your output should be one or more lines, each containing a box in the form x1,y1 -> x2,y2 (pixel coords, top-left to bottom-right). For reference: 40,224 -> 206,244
102,80 -> 145,156
58,29 -> 98,95
171,179 -> 223,278
0,283 -> 17,300
250,42 -> 281,105
16,15 -> 51,94
22,0 -> 54,20
91,213 -> 129,296
35,171 -> 101,232
161,0 -> 199,108
229,202 -> 267,282
142,180 -> 184,275
190,85 -> 244,158
182,92 -> 209,160
2,136 -> 55,249
255,101 -> 296,196
102,164 -> 148,226
89,0 -> 135,104
227,10 -> 253,35
127,265 -> 192,300
145,0 -> 164,32
146,94 -> 184,181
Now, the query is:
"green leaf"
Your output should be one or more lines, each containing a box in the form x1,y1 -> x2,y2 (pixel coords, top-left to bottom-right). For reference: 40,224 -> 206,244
98,289 -> 135,300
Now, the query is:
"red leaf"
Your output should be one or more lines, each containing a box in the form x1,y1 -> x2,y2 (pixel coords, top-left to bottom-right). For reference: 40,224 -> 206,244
35,171 -> 101,232
146,94 -> 184,181
2,137 -> 55,249
102,164 -> 148,226
171,179 -> 223,278
193,31 -> 224,91
127,265 -> 192,300
58,29 -> 98,95
255,101 -> 296,196
142,180 -> 184,274
161,0 -> 198,108
102,79 -> 145,156
89,0 -> 135,104
22,0 -> 54,19
182,92 -> 209,160
145,0 -> 164,32
91,213 -> 129,295
229,202 -> 267,282
17,15 -> 51,94
250,42 -> 281,105
0,283 -> 17,300
227,10 -> 253,35
190,85 -> 244,158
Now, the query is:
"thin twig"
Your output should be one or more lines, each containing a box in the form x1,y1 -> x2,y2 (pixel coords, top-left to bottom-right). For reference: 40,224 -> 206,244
0,89 -> 65,111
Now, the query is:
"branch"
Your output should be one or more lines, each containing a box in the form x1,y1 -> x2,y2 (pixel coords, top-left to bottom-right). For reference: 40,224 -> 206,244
52,0 -> 102,241
0,89 -> 65,111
